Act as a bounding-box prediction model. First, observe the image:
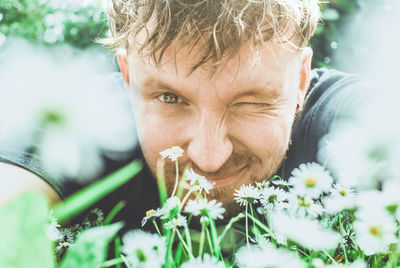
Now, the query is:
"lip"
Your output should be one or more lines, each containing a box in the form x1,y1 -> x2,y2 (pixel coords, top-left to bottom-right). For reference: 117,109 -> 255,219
211,165 -> 248,188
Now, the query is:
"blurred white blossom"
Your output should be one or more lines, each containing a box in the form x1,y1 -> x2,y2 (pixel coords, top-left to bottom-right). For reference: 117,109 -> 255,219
289,163 -> 333,199
235,244 -> 306,268
354,209 -> 397,256
181,253 -> 225,268
122,230 -> 166,268
269,211 -> 339,250
0,41 -> 137,181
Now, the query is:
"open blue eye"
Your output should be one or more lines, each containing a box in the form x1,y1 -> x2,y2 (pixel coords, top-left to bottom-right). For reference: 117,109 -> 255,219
157,93 -> 180,104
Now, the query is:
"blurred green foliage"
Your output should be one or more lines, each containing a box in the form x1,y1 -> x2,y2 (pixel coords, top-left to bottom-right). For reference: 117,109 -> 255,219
0,0 -> 389,68
0,0 -> 108,49
311,0 -> 361,68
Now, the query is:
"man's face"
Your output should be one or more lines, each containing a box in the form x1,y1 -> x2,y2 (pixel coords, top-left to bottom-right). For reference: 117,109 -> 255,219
120,42 -> 311,213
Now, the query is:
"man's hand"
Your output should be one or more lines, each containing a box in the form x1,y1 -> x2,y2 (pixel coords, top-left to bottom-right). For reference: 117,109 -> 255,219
0,162 -> 61,206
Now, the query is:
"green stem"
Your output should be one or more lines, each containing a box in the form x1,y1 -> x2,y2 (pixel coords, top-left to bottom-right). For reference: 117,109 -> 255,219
246,213 -> 274,236
166,228 -> 176,268
114,236 -> 122,268
53,161 -> 142,222
104,201 -> 126,225
120,254 -> 132,268
101,257 -> 124,267
321,249 -> 337,264
208,216 -> 221,259
176,229 -> 194,258
179,189 -> 193,210
205,227 -> 215,256
152,219 -> 162,237
172,160 -> 179,197
157,159 -> 168,205
245,204 -> 249,245
217,213 -> 245,244
184,224 -> 193,255
198,223 -> 206,256
339,213 -> 348,264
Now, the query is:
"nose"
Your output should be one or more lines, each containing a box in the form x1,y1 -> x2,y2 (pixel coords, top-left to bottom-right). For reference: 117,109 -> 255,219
186,111 -> 233,173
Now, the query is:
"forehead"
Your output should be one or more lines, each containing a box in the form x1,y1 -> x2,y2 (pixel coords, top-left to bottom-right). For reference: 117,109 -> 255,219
128,42 -> 301,95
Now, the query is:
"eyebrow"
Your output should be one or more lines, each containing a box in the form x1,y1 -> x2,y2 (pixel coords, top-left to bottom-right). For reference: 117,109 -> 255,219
142,77 -> 282,101
142,77 -> 184,94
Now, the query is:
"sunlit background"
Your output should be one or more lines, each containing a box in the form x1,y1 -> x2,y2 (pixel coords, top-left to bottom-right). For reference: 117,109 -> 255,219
1,0 -> 398,69
1,0 -> 399,183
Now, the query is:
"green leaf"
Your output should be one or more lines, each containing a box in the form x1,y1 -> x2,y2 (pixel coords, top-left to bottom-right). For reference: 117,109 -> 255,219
53,160 -> 142,222
61,222 -> 123,268
0,192 -> 54,268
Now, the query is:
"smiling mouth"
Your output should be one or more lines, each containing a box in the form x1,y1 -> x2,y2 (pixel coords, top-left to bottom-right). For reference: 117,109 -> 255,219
211,165 -> 248,188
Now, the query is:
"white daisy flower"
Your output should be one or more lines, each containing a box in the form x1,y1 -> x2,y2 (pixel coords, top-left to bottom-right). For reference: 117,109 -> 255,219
330,184 -> 356,198
269,211 -> 340,250
122,230 -> 166,268
0,43 -> 137,181
381,180 -> 400,216
235,244 -> 306,268
160,196 -> 181,219
311,258 -> 325,268
255,180 -> 271,189
46,211 -> 61,241
356,189 -> 397,216
260,186 -> 288,210
271,179 -> 292,188
164,214 -> 187,230
287,195 -> 324,219
234,184 -> 261,206
318,123 -> 396,190
184,168 -> 215,194
289,163 -> 333,199
324,195 -> 356,215
324,260 -> 367,268
184,199 -> 225,220
181,253 -> 225,268
160,146 -> 184,161
55,229 -> 75,256
354,209 -> 397,256
324,184 -> 356,214
141,208 -> 163,227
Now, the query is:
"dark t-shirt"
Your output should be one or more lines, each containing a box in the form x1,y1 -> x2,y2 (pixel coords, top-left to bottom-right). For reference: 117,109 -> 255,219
0,68 -> 369,231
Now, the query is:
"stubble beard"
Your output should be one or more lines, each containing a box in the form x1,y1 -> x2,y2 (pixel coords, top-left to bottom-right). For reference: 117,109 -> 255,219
145,142 -> 290,217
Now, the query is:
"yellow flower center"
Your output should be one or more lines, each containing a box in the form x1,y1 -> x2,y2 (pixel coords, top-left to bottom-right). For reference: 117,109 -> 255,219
146,209 -> 156,217
305,176 -> 317,187
339,189 -> 347,196
170,146 -> 183,155
298,197 -> 311,207
369,225 -> 380,236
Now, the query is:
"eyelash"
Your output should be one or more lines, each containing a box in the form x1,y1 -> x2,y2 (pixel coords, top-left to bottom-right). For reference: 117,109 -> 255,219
155,93 -> 271,110
156,93 -> 183,104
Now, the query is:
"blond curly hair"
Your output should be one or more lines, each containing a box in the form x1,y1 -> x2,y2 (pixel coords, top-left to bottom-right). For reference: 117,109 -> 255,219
103,0 -> 320,71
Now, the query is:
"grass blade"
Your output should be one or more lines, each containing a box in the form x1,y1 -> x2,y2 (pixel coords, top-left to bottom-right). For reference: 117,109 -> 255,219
53,160 -> 142,222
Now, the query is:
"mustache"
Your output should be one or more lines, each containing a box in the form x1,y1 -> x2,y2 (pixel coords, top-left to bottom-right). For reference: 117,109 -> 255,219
163,150 -> 262,179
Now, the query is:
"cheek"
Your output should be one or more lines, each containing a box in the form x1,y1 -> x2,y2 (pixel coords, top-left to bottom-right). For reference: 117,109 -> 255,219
230,114 -> 294,159
136,104 -> 188,168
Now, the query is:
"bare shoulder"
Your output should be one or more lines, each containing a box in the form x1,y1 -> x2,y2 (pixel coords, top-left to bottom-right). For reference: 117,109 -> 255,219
0,162 -> 61,206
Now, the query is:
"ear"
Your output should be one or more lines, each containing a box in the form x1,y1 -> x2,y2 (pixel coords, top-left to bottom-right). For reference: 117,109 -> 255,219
297,47 -> 313,112
117,50 -> 130,85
